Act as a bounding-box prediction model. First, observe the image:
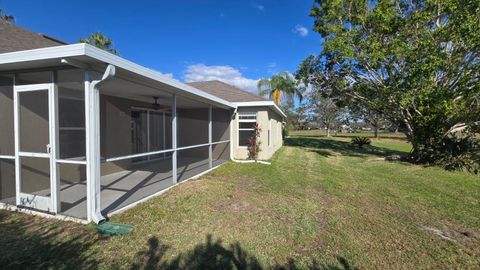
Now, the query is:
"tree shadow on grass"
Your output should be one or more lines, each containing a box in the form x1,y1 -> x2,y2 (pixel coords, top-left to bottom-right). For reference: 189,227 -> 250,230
0,210 -> 358,270
0,210 -> 103,269
129,235 -> 358,270
291,133 -> 407,141
285,137 -> 406,158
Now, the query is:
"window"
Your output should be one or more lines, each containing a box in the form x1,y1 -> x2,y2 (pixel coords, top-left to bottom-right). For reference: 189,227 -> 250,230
238,113 -> 256,147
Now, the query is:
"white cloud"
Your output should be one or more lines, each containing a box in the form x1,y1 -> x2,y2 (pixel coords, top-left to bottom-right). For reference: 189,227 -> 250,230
183,64 -> 259,93
267,62 -> 277,74
256,4 -> 265,11
293,24 -> 309,37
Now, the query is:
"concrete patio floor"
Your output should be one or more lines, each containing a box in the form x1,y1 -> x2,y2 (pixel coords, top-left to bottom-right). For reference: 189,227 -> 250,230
58,157 -> 227,219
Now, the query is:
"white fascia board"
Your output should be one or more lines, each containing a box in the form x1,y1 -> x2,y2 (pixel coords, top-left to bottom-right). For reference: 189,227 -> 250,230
233,101 -> 287,118
0,44 -> 86,65
0,44 -> 236,109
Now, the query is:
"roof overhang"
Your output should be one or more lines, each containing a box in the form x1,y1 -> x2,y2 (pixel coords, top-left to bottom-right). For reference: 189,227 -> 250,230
233,101 -> 287,118
0,43 -> 236,109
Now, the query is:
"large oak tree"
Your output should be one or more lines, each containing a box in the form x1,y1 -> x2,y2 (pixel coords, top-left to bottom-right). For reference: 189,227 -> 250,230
297,0 -> 479,169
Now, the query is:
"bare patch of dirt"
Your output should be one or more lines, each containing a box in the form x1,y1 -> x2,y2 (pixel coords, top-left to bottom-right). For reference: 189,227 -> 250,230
177,178 -> 210,192
210,175 -> 264,213
369,155 -> 406,162
422,224 -> 480,246
294,188 -> 334,257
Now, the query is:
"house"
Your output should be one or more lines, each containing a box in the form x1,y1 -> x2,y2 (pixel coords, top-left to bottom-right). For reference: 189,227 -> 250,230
187,80 -> 285,161
0,21 -> 285,223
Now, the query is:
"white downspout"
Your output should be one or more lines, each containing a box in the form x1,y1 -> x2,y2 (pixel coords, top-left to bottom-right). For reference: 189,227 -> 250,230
87,64 -> 116,223
229,108 -> 237,161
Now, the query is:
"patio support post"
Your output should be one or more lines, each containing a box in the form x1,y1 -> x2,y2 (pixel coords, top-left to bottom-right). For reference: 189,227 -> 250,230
51,71 -> 60,213
172,94 -> 177,183
86,65 -> 115,223
13,75 -> 20,206
208,105 -> 212,168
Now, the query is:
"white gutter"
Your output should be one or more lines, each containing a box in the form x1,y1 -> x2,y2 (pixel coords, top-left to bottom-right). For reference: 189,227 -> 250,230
233,101 -> 286,118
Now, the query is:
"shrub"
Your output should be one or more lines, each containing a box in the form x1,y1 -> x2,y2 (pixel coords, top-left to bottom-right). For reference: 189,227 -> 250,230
282,126 -> 289,139
247,123 -> 262,161
412,135 -> 479,174
351,136 -> 371,149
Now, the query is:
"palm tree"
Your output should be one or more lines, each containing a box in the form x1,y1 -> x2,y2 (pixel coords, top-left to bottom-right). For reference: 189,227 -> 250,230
79,32 -> 118,55
257,72 -> 303,105
0,8 -> 14,22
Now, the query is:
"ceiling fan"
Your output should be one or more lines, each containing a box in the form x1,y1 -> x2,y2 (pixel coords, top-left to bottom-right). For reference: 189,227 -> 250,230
151,97 -> 171,112
151,97 -> 161,110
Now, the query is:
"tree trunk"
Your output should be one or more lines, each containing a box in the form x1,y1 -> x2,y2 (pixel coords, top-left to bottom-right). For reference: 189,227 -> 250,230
326,127 -> 331,137
374,126 -> 379,138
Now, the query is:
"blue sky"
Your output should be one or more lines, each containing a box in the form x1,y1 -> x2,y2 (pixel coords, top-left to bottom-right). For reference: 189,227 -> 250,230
2,0 -> 321,93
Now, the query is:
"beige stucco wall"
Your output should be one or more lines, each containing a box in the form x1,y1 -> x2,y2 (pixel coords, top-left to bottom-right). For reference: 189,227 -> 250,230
232,106 -> 283,160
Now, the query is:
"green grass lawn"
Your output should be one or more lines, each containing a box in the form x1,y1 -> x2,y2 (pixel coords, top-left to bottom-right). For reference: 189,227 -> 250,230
1,136 -> 479,269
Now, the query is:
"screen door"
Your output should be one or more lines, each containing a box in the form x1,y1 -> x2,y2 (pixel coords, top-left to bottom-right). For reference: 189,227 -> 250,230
15,83 -> 58,213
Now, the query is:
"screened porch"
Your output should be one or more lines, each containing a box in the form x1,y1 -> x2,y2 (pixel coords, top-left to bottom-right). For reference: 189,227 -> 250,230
0,66 -> 232,221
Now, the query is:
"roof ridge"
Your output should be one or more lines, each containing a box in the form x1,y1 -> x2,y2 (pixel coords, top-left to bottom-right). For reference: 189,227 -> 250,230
188,80 -> 268,100
1,20 -> 65,42
39,33 -> 68,45
0,20 -> 66,53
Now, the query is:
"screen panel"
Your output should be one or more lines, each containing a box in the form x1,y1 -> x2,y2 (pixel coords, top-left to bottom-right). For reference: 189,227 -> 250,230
59,163 -> 87,219
0,75 -> 14,156
0,158 -> 15,204
20,157 -> 50,196
15,71 -> 52,85
19,90 -> 49,153
100,154 -> 173,215
212,108 -> 230,142
176,96 -> 209,147
212,142 -> 230,166
177,146 -> 209,182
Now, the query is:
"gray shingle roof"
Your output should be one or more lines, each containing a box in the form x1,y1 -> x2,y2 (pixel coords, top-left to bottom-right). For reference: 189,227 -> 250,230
186,80 -> 267,102
0,20 -> 66,53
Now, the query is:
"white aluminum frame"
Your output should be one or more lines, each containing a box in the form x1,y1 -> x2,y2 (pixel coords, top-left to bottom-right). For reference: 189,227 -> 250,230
3,62 -> 233,223
104,149 -> 174,163
171,94 -> 177,183
208,105 -> 213,169
13,81 -> 60,213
